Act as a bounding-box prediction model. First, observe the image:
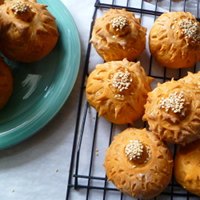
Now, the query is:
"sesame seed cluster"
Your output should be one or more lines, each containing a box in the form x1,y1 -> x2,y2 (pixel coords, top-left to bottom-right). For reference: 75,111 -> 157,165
179,19 -> 200,43
125,139 -> 144,161
11,1 -> 31,15
110,16 -> 127,31
112,70 -> 132,92
159,92 -> 185,115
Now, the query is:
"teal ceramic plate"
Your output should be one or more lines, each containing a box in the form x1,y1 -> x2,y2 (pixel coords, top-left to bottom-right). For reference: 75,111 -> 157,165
0,0 -> 81,149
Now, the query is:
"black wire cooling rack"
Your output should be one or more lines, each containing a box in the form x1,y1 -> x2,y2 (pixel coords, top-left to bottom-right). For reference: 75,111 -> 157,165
66,0 -> 200,199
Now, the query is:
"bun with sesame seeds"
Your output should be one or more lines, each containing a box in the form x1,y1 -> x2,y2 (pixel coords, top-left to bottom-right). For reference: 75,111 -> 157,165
86,59 -> 153,124
0,57 -> 13,109
0,0 -> 59,62
90,9 -> 147,62
143,79 -> 200,145
104,128 -> 173,199
174,139 -> 200,196
149,11 -> 200,69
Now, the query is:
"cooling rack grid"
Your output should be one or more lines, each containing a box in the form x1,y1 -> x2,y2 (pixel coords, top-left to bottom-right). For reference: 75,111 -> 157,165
66,0 -> 200,199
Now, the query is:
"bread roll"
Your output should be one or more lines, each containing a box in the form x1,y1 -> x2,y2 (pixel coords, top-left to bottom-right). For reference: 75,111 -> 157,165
149,12 -> 200,68
86,59 -> 153,124
0,0 -> 59,62
143,79 -> 200,145
175,140 -> 200,196
91,9 -> 146,61
0,58 -> 13,109
104,128 -> 173,199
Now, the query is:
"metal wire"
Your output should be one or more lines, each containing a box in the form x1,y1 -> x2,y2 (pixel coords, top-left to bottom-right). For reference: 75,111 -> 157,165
66,0 -> 200,199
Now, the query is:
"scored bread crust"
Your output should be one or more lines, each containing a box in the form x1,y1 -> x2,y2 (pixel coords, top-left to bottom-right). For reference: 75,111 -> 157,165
90,9 -> 146,61
149,12 -> 200,68
86,59 -> 153,124
104,128 -> 173,199
175,140 -> 200,196
0,58 -> 13,109
143,80 -> 200,145
179,71 -> 200,87
0,0 -> 59,62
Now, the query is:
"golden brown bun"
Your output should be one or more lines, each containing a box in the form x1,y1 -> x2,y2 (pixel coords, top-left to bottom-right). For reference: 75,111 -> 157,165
175,140 -> 200,196
104,128 -> 173,199
86,59 -> 153,124
0,58 -> 13,109
149,12 -> 200,68
143,79 -> 200,145
0,0 -> 59,62
90,9 -> 146,61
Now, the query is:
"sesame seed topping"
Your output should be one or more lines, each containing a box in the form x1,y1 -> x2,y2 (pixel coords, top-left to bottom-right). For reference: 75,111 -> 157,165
112,70 -> 132,92
11,1 -> 31,15
179,19 -> 200,43
110,16 -> 127,31
125,140 -> 144,161
160,91 -> 185,115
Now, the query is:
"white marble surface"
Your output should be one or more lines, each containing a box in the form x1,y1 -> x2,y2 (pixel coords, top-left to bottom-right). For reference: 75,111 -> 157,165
0,0 -> 93,199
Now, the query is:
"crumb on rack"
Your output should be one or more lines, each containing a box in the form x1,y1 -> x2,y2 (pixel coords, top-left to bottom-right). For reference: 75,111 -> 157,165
112,70 -> 132,92
110,16 -> 127,31
125,140 -> 144,161
159,91 -> 185,115
179,19 -> 200,43
95,148 -> 99,156
11,1 -> 32,15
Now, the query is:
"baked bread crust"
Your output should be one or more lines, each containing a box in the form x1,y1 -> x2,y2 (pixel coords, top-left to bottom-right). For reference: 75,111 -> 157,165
179,71 -> 200,87
0,0 -> 59,62
90,9 -> 146,61
149,12 -> 200,68
86,59 -> 152,124
143,80 -> 200,145
0,58 -> 13,109
175,140 -> 200,196
104,128 -> 173,199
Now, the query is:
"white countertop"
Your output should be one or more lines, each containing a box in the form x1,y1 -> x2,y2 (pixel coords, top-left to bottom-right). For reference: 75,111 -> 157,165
0,0 -> 93,199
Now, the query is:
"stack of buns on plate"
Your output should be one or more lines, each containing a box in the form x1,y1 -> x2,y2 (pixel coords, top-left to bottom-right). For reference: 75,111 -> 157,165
86,8 -> 200,199
0,0 -> 59,109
